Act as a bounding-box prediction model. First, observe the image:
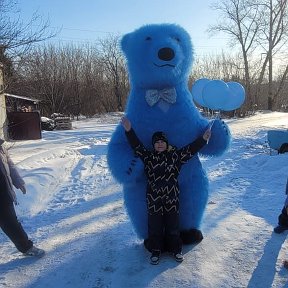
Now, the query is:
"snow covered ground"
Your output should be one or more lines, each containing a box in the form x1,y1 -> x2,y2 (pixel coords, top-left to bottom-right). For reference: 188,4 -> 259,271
0,111 -> 287,288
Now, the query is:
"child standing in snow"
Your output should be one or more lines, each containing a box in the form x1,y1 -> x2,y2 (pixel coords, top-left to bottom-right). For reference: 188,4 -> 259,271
121,116 -> 211,265
273,177 -> 288,269
0,139 -> 45,257
274,177 -> 288,234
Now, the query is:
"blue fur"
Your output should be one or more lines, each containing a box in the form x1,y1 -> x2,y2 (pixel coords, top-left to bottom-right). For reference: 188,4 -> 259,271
107,24 -> 231,240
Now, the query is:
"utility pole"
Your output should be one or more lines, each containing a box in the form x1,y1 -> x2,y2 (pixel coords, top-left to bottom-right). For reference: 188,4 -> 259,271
0,63 -> 8,140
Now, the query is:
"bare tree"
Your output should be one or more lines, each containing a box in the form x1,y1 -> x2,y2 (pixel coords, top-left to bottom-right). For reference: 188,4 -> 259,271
0,0 -> 56,92
191,52 -> 246,81
256,0 -> 288,110
97,34 -> 127,111
0,0 -> 55,54
13,40 -> 128,117
209,0 -> 288,111
209,0 -> 261,109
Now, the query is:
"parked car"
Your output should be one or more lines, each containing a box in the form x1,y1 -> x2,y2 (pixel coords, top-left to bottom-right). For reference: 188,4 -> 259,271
41,117 -> 55,131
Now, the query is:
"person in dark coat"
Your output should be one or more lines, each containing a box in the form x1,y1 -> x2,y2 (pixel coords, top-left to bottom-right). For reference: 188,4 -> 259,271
0,138 -> 44,257
274,177 -> 288,234
121,116 -> 211,265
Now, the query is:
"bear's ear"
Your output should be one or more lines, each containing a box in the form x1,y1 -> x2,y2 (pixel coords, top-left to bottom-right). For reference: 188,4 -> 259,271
121,33 -> 131,54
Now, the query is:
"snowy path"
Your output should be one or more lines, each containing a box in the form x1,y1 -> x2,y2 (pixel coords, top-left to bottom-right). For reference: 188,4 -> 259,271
0,112 -> 287,288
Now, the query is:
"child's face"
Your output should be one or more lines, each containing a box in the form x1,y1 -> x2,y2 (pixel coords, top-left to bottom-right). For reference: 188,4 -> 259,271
154,140 -> 167,152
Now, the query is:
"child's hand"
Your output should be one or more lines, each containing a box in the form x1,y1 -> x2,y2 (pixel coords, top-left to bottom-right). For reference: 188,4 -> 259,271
121,116 -> 131,132
203,129 -> 211,141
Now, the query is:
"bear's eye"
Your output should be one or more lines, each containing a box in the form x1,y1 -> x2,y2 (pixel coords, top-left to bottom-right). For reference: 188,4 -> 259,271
174,37 -> 180,43
145,36 -> 152,41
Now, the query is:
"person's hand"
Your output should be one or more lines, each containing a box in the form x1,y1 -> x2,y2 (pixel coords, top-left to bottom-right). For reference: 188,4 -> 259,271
203,129 -> 211,141
19,185 -> 26,194
121,116 -> 131,132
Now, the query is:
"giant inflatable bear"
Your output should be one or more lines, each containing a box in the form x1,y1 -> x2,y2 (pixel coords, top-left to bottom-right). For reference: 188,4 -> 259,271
107,23 -> 231,245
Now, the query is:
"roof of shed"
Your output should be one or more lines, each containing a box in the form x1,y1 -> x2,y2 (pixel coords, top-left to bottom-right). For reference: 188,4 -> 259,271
5,93 -> 40,103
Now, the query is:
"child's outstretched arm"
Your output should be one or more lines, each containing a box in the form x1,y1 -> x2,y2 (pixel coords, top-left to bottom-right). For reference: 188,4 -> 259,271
121,116 -> 148,161
177,130 -> 211,163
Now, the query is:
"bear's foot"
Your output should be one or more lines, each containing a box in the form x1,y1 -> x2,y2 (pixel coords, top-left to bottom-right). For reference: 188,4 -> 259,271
180,229 -> 203,244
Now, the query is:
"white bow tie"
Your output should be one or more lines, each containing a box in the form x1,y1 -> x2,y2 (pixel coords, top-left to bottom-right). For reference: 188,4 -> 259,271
145,88 -> 177,106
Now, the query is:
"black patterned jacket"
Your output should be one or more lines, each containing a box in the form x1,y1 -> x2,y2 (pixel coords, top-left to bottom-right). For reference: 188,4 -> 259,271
125,129 -> 207,215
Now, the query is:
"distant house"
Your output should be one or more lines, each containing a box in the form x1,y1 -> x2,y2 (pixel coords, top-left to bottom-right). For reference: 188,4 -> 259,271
1,62 -> 43,140
4,93 -> 42,140
0,71 -> 42,141
5,93 -> 40,113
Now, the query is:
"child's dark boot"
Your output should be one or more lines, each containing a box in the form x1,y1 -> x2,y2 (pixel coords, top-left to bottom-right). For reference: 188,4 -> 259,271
150,250 -> 161,265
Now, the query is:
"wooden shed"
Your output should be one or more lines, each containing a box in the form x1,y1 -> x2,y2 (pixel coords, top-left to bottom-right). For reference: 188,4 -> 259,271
5,93 -> 42,140
1,63 -> 41,140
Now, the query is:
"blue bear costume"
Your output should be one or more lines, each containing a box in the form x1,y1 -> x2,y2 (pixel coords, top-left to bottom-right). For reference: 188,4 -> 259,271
107,23 -> 231,245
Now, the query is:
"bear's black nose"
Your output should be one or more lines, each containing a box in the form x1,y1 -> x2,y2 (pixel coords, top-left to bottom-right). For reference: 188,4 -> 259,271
158,47 -> 175,61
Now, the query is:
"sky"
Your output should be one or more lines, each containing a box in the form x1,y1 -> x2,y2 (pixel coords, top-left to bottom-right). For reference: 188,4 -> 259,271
0,111 -> 288,287
12,0 -> 230,57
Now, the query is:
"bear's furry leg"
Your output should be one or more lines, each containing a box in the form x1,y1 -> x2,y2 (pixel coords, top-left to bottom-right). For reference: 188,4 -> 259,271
180,229 -> 203,244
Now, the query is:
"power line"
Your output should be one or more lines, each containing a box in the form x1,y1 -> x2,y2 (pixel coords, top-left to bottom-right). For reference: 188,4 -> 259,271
53,26 -> 113,34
